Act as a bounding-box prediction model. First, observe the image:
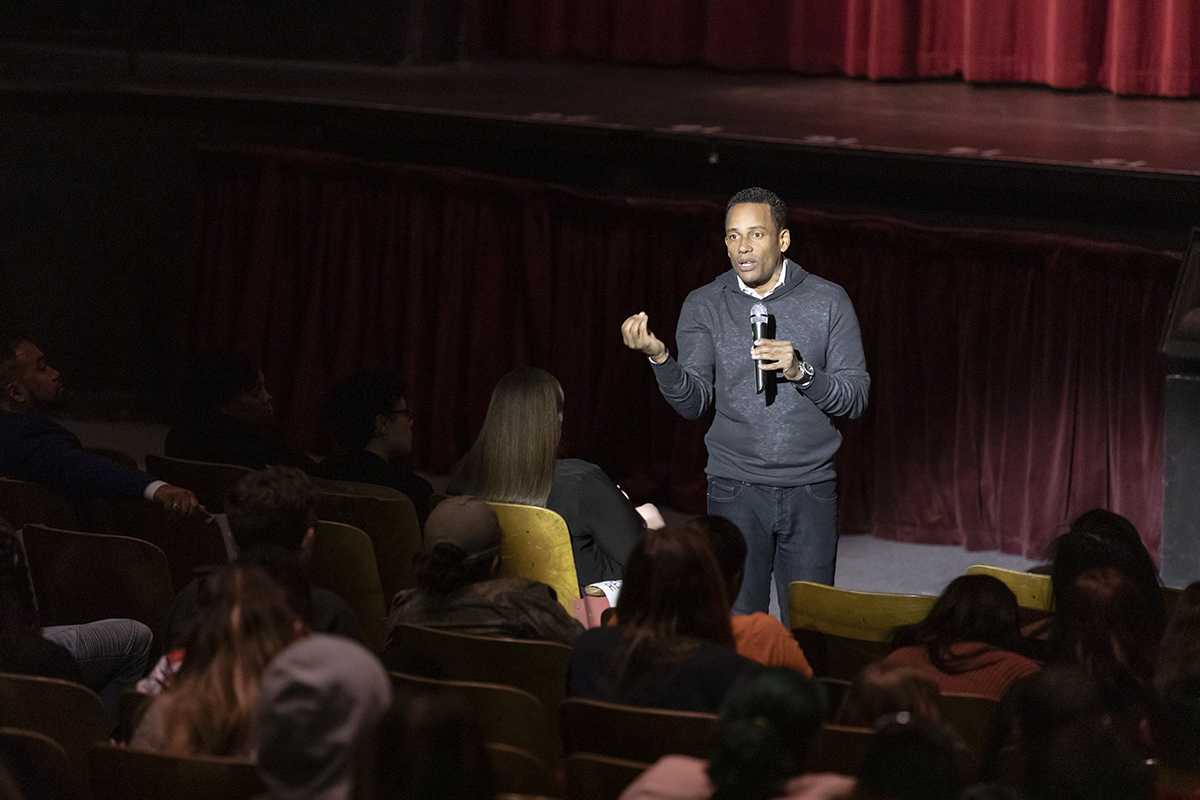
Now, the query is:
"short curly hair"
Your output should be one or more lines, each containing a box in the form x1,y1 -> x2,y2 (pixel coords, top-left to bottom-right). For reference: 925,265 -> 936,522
726,187 -> 787,232
321,369 -> 406,450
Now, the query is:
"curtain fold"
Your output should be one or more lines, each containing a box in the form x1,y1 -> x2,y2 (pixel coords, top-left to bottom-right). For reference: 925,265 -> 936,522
187,147 -> 1177,560
465,0 -> 1200,97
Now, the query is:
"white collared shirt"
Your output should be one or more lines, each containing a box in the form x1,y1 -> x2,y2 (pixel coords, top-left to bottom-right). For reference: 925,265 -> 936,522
736,259 -> 788,299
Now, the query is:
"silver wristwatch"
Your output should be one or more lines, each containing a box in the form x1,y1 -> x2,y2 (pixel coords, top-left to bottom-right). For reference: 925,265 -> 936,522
789,355 -> 815,387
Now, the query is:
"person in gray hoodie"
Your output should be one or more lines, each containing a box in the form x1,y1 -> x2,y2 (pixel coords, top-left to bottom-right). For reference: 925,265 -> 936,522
621,187 -> 869,625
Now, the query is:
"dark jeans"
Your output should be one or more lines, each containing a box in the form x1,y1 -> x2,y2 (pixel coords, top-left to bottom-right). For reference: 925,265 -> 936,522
42,618 -> 153,723
707,476 -> 839,627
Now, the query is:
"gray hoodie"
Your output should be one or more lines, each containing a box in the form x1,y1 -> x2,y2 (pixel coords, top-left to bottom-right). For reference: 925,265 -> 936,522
652,259 -> 869,486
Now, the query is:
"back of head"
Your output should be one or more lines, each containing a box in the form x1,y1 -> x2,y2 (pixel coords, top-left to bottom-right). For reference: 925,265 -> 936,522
836,663 -> 942,727
896,575 -> 1023,671
856,714 -> 962,800
451,367 -> 562,506
158,564 -> 299,756
616,526 -> 734,648
376,688 -> 494,800
226,467 -> 317,553
321,369 -> 405,451
707,669 -> 825,800
181,351 -> 260,420
257,634 -> 393,800
686,515 -> 747,605
414,496 -> 502,594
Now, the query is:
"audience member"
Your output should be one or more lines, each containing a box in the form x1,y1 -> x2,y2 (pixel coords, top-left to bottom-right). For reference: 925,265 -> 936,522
688,514 -> 813,675
1014,666 -> 1152,800
885,575 -> 1040,700
568,526 -> 759,712
1156,580 -> 1200,689
621,668 -> 848,800
256,634 -> 392,800
1047,510 -> 1162,715
132,564 -> 301,756
383,495 -> 583,655
311,369 -> 433,523
854,713 -> 963,800
449,366 -> 646,588
0,333 -> 199,510
165,351 -> 307,468
163,467 -> 361,652
377,687 -> 494,800
834,663 -> 942,727
0,518 -> 151,723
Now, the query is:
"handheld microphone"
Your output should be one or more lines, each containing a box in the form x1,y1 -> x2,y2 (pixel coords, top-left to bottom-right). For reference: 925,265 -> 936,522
750,303 -> 768,394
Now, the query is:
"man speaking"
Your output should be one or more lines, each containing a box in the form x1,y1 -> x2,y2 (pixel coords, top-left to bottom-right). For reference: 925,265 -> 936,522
621,187 -> 869,623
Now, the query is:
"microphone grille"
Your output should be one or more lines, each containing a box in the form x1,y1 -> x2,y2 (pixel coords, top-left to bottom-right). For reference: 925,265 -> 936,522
750,302 -> 768,322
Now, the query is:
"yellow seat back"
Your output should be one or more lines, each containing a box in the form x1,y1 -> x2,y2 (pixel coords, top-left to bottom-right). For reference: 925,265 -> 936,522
789,581 -> 937,643
964,564 -> 1054,611
311,520 -> 388,651
486,502 -> 579,614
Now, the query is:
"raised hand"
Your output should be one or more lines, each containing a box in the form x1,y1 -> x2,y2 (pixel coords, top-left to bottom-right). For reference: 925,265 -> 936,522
620,312 -> 667,362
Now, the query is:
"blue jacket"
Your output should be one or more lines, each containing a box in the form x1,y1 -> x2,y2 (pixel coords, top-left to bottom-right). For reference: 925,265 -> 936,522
0,413 -> 154,499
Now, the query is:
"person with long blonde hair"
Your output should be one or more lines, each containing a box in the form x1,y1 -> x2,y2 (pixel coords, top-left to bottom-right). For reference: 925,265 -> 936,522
450,366 -> 646,588
132,564 -> 301,756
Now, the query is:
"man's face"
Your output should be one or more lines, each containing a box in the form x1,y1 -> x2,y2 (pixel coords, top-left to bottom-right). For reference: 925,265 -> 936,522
4,341 -> 62,408
379,397 -> 415,458
225,370 -> 274,423
725,202 -> 790,288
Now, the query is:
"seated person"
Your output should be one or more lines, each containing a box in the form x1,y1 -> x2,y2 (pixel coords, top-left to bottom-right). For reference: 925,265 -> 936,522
568,526 -> 759,713
256,635 -> 392,800
855,715 -> 964,800
377,687 -> 494,800
834,663 -> 943,727
162,467 -> 361,658
689,515 -> 813,675
885,575 -> 1040,700
1,519 -> 152,724
310,369 -> 433,524
0,333 -> 199,510
449,367 -> 647,588
132,564 -> 301,756
383,496 -> 583,654
165,351 -> 307,468
1151,677 -> 1200,800
620,668 -> 845,800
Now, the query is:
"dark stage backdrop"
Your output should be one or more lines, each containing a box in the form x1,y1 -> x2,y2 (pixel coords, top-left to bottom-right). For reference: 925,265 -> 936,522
187,147 -> 1179,559
465,0 -> 1200,98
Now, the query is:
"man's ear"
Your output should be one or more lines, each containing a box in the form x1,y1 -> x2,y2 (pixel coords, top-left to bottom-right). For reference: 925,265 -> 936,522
301,526 -> 316,559
4,381 -> 26,405
373,413 -> 390,438
778,227 -> 791,253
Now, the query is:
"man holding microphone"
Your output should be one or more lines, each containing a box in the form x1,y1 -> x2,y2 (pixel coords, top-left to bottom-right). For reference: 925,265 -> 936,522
621,187 -> 869,623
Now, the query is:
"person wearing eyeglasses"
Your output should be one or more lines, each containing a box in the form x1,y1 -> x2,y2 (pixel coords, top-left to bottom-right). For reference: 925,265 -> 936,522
313,369 -> 433,524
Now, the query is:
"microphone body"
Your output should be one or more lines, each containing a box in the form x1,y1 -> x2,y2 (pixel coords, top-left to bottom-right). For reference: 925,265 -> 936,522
750,303 -> 768,394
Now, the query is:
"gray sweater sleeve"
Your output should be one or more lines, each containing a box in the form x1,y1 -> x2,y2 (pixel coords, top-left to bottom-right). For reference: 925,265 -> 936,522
798,286 -> 870,419
650,296 -> 716,420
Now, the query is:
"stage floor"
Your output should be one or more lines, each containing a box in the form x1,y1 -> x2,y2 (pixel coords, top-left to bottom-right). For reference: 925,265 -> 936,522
5,43 -> 1200,176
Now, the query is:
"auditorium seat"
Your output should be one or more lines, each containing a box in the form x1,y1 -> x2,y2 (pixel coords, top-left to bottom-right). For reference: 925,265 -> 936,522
486,743 -> 557,796
810,724 -> 873,775
310,479 -> 423,598
486,501 -> 580,615
0,476 -> 80,529
789,581 -> 936,680
21,524 -> 173,642
101,498 -> 230,589
0,673 -> 109,786
0,726 -> 87,800
89,743 -> 264,800
965,564 -> 1054,612
145,454 -> 253,513
310,520 -> 387,651
565,753 -> 650,800
939,691 -> 1000,760
384,623 -> 571,740
388,671 -> 556,768
560,698 -> 718,763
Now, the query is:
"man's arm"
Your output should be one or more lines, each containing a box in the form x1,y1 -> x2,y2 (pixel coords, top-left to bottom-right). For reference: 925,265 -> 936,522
621,299 -> 717,421
19,420 -> 157,499
800,288 -> 870,419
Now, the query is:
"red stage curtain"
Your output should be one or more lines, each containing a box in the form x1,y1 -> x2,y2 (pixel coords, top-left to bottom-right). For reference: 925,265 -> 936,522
465,0 -> 1200,97
187,147 -> 1178,559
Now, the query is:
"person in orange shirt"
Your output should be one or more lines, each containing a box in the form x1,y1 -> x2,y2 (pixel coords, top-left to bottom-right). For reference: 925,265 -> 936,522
688,515 -> 813,676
